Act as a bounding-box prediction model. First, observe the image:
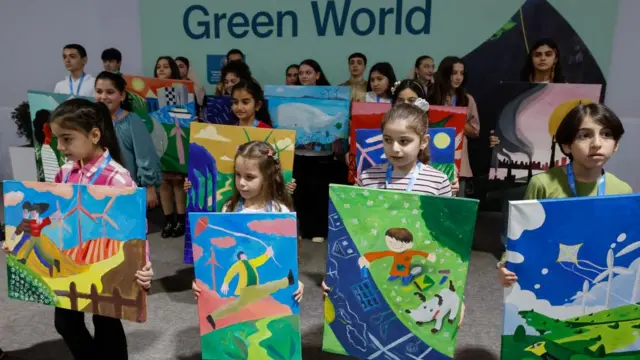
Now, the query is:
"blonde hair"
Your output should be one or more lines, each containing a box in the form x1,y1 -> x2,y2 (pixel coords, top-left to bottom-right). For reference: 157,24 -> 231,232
380,103 -> 430,164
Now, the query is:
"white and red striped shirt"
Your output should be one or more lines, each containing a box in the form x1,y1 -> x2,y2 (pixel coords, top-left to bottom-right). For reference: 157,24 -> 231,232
357,163 -> 452,196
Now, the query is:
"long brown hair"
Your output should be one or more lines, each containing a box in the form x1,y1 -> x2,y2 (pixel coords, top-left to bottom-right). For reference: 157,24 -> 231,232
380,103 -> 430,164
224,141 -> 294,212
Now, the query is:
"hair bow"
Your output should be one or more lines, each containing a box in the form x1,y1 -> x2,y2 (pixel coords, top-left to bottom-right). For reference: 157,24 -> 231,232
413,98 -> 430,112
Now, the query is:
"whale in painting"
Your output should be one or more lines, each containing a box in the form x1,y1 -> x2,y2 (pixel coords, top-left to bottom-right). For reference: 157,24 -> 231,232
276,103 -> 342,133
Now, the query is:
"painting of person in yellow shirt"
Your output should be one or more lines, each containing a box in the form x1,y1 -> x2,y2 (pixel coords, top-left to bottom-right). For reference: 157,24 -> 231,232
206,246 -> 295,330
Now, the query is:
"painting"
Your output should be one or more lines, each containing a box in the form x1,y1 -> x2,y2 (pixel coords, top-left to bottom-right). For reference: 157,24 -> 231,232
502,194 -> 640,359
348,102 -> 392,182
190,212 -> 301,360
205,96 -> 235,125
323,185 -> 479,359
268,97 -> 349,152
428,105 -> 466,175
355,128 -> 457,182
184,123 -> 296,263
264,85 -> 351,101
489,82 -> 602,187
123,74 -> 197,173
3,180 -> 148,322
28,91 -> 94,182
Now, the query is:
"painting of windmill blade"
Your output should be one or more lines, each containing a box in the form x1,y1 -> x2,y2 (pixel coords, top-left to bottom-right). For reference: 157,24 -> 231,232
489,82 -> 602,186
2,180 -> 148,322
122,74 -> 197,173
189,212 -> 302,360
502,194 -> 640,359
183,123 -> 295,263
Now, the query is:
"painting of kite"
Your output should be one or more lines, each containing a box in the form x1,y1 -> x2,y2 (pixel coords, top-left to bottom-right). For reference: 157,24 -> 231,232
323,185 -> 479,359
355,128 -> 457,182
348,102 -> 391,182
502,194 -> 640,359
264,85 -> 350,101
190,212 -> 301,360
489,82 -> 602,186
123,74 -> 197,173
205,96 -> 235,125
28,91 -> 94,183
268,97 -> 349,152
3,180 -> 148,322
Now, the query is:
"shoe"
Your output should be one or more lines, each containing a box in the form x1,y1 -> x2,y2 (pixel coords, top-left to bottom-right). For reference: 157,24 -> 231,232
312,237 -> 325,243
161,221 -> 174,238
206,315 -> 216,330
171,222 -> 185,238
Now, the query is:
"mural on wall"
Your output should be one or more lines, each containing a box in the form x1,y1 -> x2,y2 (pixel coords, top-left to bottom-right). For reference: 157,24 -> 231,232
323,185 -> 479,359
190,212 -> 301,360
502,195 -> 640,359
3,181 -> 148,322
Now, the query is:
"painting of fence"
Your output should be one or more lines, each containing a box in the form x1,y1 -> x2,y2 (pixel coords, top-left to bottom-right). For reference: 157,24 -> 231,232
190,212 -> 301,360
123,74 -> 197,173
3,180 -> 148,322
502,194 -> 640,359
28,91 -> 94,182
348,102 -> 391,182
204,96 -> 235,125
264,85 -> 351,101
323,185 -> 478,359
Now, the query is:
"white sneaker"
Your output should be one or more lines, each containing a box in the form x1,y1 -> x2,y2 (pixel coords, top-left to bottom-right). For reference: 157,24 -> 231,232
312,237 -> 325,243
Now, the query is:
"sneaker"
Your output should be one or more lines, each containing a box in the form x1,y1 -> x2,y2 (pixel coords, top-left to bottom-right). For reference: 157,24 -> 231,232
312,237 -> 325,243
171,222 -> 186,238
161,222 -> 174,238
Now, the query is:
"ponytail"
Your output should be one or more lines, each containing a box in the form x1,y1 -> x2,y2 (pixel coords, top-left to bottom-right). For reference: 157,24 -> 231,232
417,146 -> 430,165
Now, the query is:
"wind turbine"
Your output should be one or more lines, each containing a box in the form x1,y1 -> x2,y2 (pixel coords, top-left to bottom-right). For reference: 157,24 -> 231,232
615,240 -> 640,303
48,201 -> 70,248
66,188 -> 97,246
92,197 -> 118,238
571,280 -> 595,314
593,249 -> 630,307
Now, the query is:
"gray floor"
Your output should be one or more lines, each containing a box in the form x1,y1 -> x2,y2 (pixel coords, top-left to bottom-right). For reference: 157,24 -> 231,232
0,209 -> 505,360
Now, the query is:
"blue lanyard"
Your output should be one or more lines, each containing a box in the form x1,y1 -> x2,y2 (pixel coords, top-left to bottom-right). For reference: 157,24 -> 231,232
566,162 -> 606,197
114,108 -> 123,122
236,199 -> 273,212
68,73 -> 86,95
253,119 -> 259,127
385,162 -> 421,192
451,95 -> 457,106
63,153 -> 111,185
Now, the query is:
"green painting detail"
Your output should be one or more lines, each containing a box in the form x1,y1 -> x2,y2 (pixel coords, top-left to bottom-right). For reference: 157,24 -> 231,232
7,255 -> 59,306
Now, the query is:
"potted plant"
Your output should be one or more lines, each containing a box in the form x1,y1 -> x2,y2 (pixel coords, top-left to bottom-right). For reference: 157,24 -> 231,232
8,101 -> 38,181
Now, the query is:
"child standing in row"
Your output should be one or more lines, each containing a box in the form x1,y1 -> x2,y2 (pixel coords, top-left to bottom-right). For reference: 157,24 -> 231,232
364,62 -> 397,103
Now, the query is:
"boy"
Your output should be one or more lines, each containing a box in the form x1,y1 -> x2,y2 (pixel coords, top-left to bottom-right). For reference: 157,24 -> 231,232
101,48 -> 122,73
340,52 -> 367,101
53,44 -> 95,97
226,48 -> 244,63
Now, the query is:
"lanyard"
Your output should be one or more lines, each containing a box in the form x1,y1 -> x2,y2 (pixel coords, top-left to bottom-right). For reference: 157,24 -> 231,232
385,162 -> 421,192
566,162 -> 606,197
253,119 -> 259,127
63,153 -> 111,185
68,73 -> 86,95
236,199 -> 273,212
113,108 -> 123,122
451,95 -> 457,106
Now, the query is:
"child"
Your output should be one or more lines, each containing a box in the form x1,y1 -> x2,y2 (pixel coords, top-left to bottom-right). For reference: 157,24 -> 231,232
340,52 -> 368,102
94,71 -> 162,209
230,80 -> 273,128
364,62 -> 397,103
296,59 -> 331,86
54,44 -> 95,97
215,60 -> 254,96
285,64 -> 299,85
520,38 -> 565,83
498,103 -> 631,287
16,98 -> 152,359
192,141 -> 305,305
412,55 -> 436,94
391,79 -> 429,108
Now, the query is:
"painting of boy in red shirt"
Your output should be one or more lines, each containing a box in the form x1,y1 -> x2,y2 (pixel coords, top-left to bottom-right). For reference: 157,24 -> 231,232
16,202 -> 60,277
358,228 -> 436,285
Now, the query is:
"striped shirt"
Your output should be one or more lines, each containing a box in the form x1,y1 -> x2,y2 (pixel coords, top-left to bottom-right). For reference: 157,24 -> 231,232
54,150 -> 136,188
357,163 -> 452,196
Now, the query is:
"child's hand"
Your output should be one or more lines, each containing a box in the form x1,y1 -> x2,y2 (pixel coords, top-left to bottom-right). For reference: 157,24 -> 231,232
321,279 -> 331,298
489,130 -> 500,148
498,263 -> 517,287
184,179 -> 192,193
451,178 -> 460,196
192,280 -> 201,300
293,280 -> 304,302
358,256 -> 370,268
146,186 -> 159,209
2,242 -> 10,254
286,179 -> 297,195
427,253 -> 437,262
135,262 -> 153,290
457,302 -> 466,328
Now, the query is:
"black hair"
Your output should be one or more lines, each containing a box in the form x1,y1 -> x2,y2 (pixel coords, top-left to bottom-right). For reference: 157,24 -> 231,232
414,55 -> 434,71
296,59 -> 330,86
236,251 -> 245,260
231,80 -> 272,127
429,56 -> 469,107
95,71 -> 133,111
391,79 -> 426,105
154,56 -> 181,80
49,99 -> 123,165
221,60 -> 253,83
556,103 -> 625,160
22,201 -> 32,211
348,52 -> 367,66
227,49 -> 245,61
285,64 -> 299,74
33,109 -> 52,145
64,44 -> 87,58
414,55 -> 435,91
175,56 -> 190,69
101,48 -> 122,62
366,62 -> 397,99
520,38 -> 565,83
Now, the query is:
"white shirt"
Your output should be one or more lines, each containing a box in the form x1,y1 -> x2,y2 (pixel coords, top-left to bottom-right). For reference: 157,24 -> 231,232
364,91 -> 391,103
54,73 -> 95,97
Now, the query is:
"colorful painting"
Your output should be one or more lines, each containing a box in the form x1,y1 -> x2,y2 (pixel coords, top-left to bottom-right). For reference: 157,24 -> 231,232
428,105 -> 466,175
264,85 -> 351,101
123,74 -> 197,173
502,195 -> 640,359
355,128 -> 457,182
489,82 -> 602,186
3,180 -> 148,322
190,212 -> 301,360
28,91 -> 94,182
268,97 -> 349,152
323,185 -> 479,359
205,96 -> 235,125
348,102 -> 392,182
184,123 -> 296,263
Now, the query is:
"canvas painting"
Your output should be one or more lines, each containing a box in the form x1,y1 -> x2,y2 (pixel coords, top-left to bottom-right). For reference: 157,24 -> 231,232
28,91 -> 94,182
190,212 -> 302,360
348,102 -> 392,182
323,185 -> 479,359
184,123 -> 296,263
355,128 -> 457,182
489,82 -> 602,185
268,97 -> 350,152
3,181 -> 148,322
428,105 -> 467,176
123,74 -> 197,173
502,195 -> 640,359
264,85 -> 351,101
204,96 -> 235,125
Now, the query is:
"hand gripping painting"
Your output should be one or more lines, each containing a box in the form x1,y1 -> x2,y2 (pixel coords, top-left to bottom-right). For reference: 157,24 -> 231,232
3,181 -> 148,322
122,74 -> 197,173
190,212 -> 302,360
323,185 -> 479,359
28,91 -> 94,182
502,195 -> 640,359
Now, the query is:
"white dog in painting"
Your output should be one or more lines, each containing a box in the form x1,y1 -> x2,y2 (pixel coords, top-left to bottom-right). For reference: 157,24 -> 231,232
404,280 -> 460,333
